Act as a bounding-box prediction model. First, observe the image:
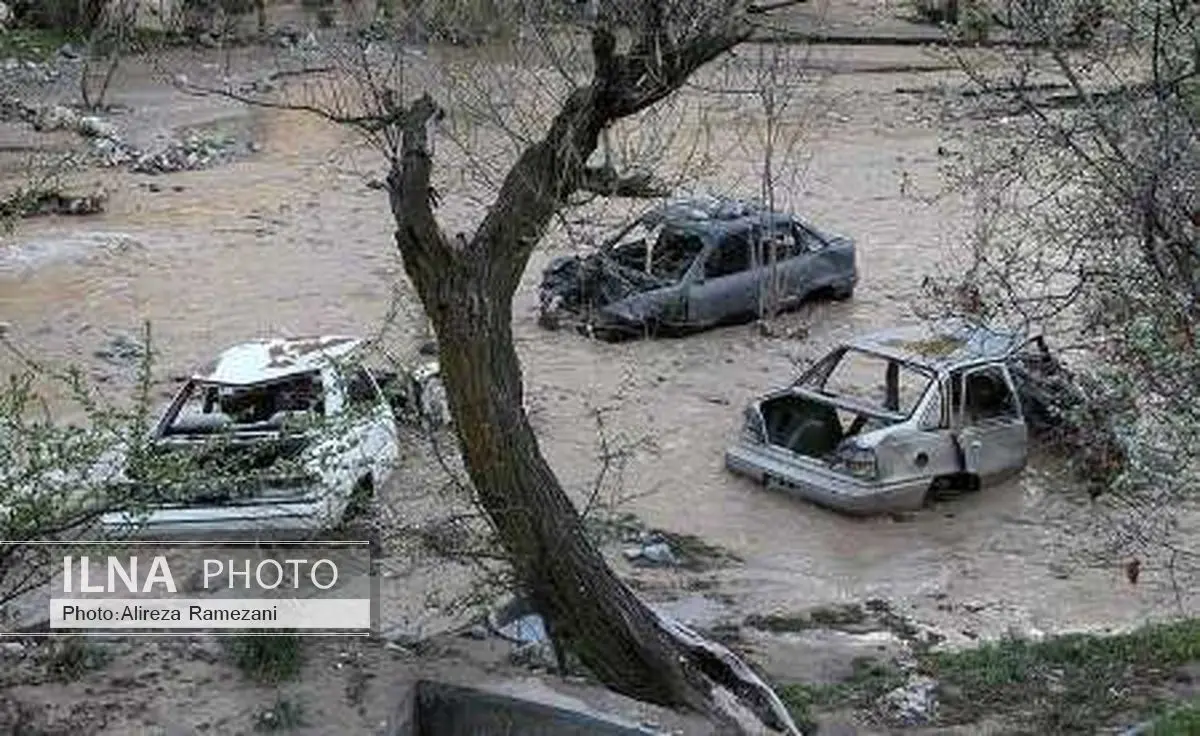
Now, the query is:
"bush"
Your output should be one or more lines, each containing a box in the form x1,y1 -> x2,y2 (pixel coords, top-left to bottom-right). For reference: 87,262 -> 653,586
10,0 -> 106,33
45,637 -> 110,682
223,633 -> 304,682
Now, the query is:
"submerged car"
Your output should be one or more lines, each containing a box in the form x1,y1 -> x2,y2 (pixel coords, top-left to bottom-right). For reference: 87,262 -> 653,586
725,320 -> 1053,514
538,196 -> 857,340
100,335 -> 443,539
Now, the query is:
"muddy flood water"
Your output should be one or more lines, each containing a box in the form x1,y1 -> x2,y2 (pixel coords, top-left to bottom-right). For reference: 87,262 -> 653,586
1,36 -> 1195,668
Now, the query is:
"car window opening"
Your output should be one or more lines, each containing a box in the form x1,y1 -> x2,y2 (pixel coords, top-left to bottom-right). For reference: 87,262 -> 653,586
167,372 -> 325,437
610,228 -> 705,282
954,367 -> 1018,424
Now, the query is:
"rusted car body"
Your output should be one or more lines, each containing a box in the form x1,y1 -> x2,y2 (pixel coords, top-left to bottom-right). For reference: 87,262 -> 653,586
99,335 -> 442,539
725,320 -> 1048,514
538,197 -> 857,340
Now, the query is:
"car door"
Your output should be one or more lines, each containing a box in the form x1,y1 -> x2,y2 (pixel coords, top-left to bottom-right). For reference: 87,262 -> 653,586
342,364 -> 400,486
953,363 -> 1029,485
750,218 -> 797,311
683,230 -> 763,325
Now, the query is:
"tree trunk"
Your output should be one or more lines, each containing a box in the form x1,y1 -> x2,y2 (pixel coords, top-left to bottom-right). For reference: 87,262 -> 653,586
399,249 -> 699,703
393,224 -> 798,733
378,13 -> 805,727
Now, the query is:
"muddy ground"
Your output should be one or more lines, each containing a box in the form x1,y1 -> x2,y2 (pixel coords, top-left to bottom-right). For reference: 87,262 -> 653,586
0,2 -> 1197,734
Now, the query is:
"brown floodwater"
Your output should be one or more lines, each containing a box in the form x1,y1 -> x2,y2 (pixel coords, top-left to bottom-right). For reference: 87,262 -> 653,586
0,40 -> 1194,648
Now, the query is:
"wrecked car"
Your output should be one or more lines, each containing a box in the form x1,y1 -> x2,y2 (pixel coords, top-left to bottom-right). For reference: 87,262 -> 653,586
725,320 -> 1058,514
538,196 -> 857,340
99,335 -> 443,538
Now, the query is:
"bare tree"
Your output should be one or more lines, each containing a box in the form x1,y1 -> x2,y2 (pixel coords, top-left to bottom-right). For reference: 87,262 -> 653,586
192,1 -> 808,731
921,0 -> 1199,584
748,41 -> 823,328
80,0 -> 138,111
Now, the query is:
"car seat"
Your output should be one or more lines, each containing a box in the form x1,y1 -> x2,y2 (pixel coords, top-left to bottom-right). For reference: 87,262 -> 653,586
784,402 -> 844,457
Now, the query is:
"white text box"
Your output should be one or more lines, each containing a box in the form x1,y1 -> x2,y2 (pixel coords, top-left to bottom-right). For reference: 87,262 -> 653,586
50,598 -> 370,630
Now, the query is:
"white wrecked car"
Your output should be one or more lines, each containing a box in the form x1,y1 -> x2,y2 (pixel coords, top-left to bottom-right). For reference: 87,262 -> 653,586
100,335 -> 444,539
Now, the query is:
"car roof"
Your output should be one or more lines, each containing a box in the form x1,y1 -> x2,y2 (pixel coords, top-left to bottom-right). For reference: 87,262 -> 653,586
193,335 -> 362,386
639,196 -> 790,239
846,319 -> 1030,371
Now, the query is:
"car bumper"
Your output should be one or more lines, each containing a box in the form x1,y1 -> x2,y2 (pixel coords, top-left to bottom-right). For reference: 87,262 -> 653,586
725,442 -> 929,515
99,497 -> 336,540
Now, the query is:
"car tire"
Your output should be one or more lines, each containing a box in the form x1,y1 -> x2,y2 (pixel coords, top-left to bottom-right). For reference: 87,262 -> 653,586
830,282 -> 854,301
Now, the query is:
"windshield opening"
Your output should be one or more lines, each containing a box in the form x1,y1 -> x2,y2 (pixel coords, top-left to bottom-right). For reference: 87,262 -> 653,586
162,372 -> 325,437
608,226 -> 705,282
800,348 -> 933,418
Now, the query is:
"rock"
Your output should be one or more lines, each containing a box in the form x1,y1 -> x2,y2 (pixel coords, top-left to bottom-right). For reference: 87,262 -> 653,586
58,43 -> 81,60
0,641 -> 25,656
880,674 -> 938,726
639,542 -> 678,567
55,189 -> 107,215
270,25 -> 304,47
76,116 -> 119,140
34,105 -> 78,133
509,639 -> 558,670
1174,661 -> 1200,683
186,637 -> 221,664
0,3 -> 10,29
0,96 -> 31,122
625,539 -> 679,567
461,624 -> 488,640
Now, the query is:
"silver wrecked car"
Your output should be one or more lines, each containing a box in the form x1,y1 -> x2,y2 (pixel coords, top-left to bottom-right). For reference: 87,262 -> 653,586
538,196 -> 857,340
725,320 -> 1051,514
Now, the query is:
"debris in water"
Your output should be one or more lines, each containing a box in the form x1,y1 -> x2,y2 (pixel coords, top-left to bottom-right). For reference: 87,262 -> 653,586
880,674 -> 938,726
93,332 -> 145,365
0,186 -> 107,220
622,535 -> 680,568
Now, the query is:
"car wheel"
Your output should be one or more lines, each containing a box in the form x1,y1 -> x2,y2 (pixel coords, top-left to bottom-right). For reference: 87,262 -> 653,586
830,282 -> 854,301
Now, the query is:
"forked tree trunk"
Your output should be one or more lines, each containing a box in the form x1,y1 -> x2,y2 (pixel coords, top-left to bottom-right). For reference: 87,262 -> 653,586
377,7 -> 806,730
394,202 -> 798,734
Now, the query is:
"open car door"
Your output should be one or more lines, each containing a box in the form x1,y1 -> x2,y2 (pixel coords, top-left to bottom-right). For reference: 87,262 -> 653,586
954,363 -> 1029,486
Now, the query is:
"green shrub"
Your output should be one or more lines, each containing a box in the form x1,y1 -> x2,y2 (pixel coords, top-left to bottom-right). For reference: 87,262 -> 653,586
45,637 -> 110,682
223,633 -> 304,682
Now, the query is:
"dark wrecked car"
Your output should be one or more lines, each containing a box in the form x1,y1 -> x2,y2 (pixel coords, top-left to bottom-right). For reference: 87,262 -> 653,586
725,319 -> 1094,515
537,197 -> 857,340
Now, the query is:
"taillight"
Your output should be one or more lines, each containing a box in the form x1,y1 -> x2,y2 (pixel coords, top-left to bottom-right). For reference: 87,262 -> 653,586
834,444 -> 878,480
742,406 -> 766,443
